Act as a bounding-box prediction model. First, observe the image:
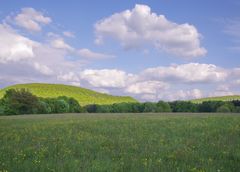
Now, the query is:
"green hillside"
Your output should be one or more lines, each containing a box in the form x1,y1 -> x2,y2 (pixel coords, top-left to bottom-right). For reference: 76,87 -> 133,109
0,83 -> 137,105
191,95 -> 240,103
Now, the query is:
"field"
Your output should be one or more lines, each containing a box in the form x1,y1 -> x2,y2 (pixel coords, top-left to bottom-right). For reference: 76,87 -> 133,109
0,114 -> 240,172
191,95 -> 240,103
0,83 -> 137,105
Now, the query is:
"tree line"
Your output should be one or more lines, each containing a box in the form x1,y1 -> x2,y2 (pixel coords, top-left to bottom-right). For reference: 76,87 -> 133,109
0,89 -> 240,115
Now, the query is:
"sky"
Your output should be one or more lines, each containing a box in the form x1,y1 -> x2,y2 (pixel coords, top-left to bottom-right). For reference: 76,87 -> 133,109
0,0 -> 240,101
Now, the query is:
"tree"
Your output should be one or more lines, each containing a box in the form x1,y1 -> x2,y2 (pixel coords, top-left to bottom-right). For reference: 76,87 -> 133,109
55,99 -> 69,113
156,101 -> 172,112
111,103 -> 133,113
143,102 -> 158,112
0,99 -> 4,115
217,104 -> 231,113
95,104 -> 112,113
85,104 -> 97,113
68,97 -> 82,113
198,101 -> 224,112
169,101 -> 197,112
131,103 -> 144,113
37,100 -> 52,114
231,100 -> 240,107
58,96 -> 82,113
1,89 -> 39,115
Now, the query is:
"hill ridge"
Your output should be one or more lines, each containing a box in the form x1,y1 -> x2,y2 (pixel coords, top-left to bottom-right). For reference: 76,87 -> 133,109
0,83 -> 137,105
191,95 -> 240,103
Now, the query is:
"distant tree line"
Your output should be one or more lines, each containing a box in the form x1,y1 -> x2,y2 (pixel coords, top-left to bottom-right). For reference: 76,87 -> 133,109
85,100 -> 240,113
0,89 -> 240,115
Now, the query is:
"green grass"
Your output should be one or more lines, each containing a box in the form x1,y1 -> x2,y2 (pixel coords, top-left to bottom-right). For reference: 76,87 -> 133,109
0,113 -> 240,172
191,95 -> 240,103
0,83 -> 137,105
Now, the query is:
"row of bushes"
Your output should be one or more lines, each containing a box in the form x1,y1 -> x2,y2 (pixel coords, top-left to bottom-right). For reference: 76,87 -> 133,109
0,89 -> 240,115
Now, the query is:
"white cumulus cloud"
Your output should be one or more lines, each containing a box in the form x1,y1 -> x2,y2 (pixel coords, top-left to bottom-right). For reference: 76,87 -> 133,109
125,81 -> 169,94
78,49 -> 115,59
50,38 -> 74,51
0,24 -> 37,63
79,69 -> 134,88
14,7 -> 51,32
148,89 -> 203,101
63,31 -> 75,38
142,63 -> 228,83
33,62 -> 54,76
57,72 -> 80,82
95,4 -> 207,58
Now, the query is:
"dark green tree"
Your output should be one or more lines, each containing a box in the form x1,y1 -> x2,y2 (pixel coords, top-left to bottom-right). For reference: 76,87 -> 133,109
143,102 -> 158,112
198,101 -> 224,112
58,96 -> 82,113
170,101 -> 197,112
216,104 -> 231,112
0,99 -> 4,115
156,101 -> 172,112
1,89 -> 39,115
131,103 -> 145,113
85,104 -> 97,113
37,100 -> 52,114
55,99 -> 69,113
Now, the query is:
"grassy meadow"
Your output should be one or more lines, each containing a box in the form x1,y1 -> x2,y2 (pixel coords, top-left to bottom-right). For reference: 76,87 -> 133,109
0,113 -> 240,172
0,83 -> 137,106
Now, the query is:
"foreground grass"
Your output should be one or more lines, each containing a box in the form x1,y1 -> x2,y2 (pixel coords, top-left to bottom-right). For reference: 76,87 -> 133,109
0,114 -> 240,172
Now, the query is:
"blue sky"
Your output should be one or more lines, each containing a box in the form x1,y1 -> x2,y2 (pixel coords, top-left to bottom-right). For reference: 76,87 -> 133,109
0,0 -> 240,101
